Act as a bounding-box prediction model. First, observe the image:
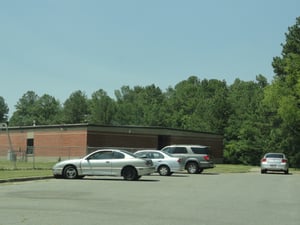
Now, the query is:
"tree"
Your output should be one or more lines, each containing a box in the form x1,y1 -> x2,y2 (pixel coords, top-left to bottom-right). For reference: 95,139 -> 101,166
9,91 -> 40,126
62,90 -> 89,124
113,86 -> 139,125
35,94 -> 62,125
0,96 -> 9,123
263,17 -> 300,162
88,89 -> 116,124
164,76 -> 229,133
164,76 -> 201,129
113,85 -> 166,126
224,77 -> 267,165
138,84 -> 167,126
272,17 -> 300,80
9,91 -> 62,126
194,79 -> 229,133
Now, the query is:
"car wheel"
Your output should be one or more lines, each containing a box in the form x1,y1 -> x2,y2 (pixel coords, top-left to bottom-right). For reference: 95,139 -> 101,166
261,169 -> 266,174
122,166 -> 138,181
186,162 -> 199,174
63,165 -> 78,179
284,169 -> 289,174
158,165 -> 171,176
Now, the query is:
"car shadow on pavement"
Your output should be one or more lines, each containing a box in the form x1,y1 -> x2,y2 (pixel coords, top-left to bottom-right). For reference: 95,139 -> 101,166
175,171 -> 220,176
82,176 -> 160,182
201,172 -> 220,175
150,173 -> 189,178
262,172 -> 292,175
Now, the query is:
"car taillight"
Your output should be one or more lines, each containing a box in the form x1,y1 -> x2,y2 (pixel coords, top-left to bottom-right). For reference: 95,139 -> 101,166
282,159 -> 287,163
261,158 -> 266,162
203,155 -> 210,161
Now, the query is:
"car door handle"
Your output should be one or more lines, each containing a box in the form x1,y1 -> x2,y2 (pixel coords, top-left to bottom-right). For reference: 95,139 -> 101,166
106,161 -> 110,163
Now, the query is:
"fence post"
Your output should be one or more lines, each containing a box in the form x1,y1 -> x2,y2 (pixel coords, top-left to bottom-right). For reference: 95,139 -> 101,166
1,123 -> 16,169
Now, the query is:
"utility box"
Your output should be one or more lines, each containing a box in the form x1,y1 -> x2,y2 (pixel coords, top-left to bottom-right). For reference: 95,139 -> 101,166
7,150 -> 16,161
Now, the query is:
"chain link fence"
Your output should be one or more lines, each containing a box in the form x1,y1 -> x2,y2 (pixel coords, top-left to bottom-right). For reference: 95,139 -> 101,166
0,145 -> 86,169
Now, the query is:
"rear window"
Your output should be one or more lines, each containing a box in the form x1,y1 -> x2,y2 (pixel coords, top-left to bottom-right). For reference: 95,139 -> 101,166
191,147 -> 210,154
266,153 -> 284,158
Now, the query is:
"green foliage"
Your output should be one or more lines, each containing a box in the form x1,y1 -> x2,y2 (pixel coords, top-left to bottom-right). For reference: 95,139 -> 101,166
225,17 -> 299,164
88,89 -> 116,124
113,84 -> 166,126
9,91 -> 62,126
290,151 -> 300,168
9,91 -> 39,126
263,17 -> 300,159
224,77 -> 267,164
0,96 -> 9,123
62,90 -> 89,124
164,77 -> 229,133
224,122 -> 264,165
35,94 -> 62,125
164,76 -> 201,129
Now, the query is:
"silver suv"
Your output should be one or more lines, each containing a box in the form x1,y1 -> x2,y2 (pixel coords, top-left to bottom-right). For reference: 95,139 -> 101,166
161,145 -> 214,174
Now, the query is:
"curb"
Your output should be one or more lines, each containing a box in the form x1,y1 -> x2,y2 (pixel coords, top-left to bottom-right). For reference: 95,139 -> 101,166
0,176 -> 53,183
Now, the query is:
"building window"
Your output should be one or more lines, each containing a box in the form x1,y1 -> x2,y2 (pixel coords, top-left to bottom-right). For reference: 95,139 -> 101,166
26,138 -> 34,154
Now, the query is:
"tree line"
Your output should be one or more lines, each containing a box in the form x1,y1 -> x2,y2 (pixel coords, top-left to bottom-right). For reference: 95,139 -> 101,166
1,17 -> 299,167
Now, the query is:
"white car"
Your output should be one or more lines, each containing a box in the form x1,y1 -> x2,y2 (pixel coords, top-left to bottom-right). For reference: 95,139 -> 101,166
134,150 -> 185,176
52,149 -> 155,181
260,152 -> 289,174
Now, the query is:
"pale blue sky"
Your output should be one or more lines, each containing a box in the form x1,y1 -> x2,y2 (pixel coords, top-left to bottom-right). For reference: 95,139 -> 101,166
1,0 -> 300,117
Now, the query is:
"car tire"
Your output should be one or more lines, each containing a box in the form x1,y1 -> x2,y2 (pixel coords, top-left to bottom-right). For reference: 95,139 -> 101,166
122,166 -> 139,181
63,165 -> 78,179
186,162 -> 199,174
158,165 -> 171,176
284,169 -> 289,174
261,169 -> 266,174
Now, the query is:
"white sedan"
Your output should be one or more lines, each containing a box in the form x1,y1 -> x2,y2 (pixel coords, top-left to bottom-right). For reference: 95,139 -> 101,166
260,152 -> 289,174
134,150 -> 185,176
52,149 -> 155,181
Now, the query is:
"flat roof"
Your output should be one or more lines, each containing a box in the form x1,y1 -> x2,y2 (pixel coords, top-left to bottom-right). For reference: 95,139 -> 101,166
3,123 -> 223,138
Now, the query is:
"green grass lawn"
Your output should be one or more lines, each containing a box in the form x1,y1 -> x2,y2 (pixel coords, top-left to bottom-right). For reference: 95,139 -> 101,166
0,160 -> 54,180
0,169 -> 52,180
208,164 -> 254,173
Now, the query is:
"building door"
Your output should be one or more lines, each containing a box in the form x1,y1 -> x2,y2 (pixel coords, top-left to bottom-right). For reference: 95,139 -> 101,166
157,135 -> 170,149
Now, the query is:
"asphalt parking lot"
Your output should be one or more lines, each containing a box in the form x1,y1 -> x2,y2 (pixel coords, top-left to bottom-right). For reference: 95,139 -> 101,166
0,172 -> 299,225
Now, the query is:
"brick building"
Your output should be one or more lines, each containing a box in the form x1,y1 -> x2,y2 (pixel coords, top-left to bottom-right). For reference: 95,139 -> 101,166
0,124 -> 224,162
